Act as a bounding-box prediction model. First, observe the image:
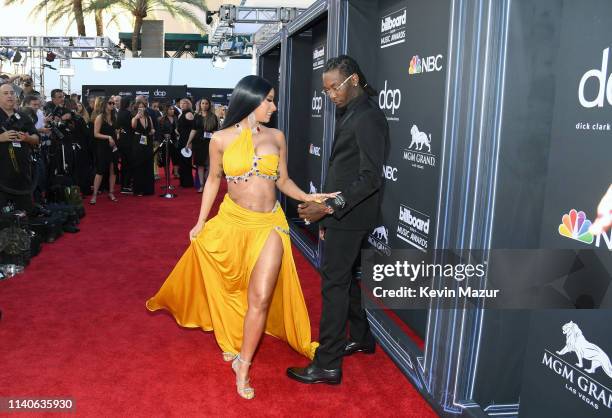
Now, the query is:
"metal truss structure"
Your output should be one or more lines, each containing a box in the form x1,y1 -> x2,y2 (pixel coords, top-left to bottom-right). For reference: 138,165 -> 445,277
208,5 -> 304,46
0,36 -> 124,96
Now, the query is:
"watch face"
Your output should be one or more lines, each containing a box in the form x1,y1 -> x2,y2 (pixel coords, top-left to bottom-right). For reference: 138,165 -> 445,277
334,194 -> 346,208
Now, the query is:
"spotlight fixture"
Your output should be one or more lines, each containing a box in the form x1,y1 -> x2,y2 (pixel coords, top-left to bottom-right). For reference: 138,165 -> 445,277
46,51 -> 56,62
0,48 -> 16,61
112,60 -> 121,69
12,50 -> 22,63
205,10 -> 216,25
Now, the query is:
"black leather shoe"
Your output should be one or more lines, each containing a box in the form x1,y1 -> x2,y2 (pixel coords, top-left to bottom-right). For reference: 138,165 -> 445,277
343,341 -> 376,356
286,363 -> 342,385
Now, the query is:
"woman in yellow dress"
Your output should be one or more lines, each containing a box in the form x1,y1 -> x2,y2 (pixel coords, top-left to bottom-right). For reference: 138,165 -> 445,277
146,75 -> 336,399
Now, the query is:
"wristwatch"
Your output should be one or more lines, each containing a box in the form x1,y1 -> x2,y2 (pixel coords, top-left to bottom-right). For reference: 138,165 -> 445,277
325,193 -> 346,213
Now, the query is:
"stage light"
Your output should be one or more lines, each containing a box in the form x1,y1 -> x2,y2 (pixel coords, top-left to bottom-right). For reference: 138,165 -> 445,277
46,51 -> 56,62
12,50 -> 23,63
205,11 -> 215,25
0,48 -> 16,61
112,60 -> 121,69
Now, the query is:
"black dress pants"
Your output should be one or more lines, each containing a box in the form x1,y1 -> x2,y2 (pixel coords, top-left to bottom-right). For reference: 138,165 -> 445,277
313,228 -> 375,369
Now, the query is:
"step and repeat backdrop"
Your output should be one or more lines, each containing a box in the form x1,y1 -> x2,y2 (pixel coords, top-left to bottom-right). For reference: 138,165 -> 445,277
285,16 -> 328,240
82,85 -> 233,107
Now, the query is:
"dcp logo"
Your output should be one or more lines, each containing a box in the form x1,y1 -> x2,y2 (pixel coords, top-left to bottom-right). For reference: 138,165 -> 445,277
579,47 -> 612,108
382,165 -> 398,181
378,80 -> 401,115
312,91 -> 323,114
153,89 -> 167,97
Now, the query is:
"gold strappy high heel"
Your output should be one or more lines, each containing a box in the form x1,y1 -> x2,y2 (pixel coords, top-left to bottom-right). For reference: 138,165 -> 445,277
231,354 -> 254,400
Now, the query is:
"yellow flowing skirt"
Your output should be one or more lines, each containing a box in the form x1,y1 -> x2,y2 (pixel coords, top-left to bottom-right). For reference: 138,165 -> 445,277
146,194 -> 318,359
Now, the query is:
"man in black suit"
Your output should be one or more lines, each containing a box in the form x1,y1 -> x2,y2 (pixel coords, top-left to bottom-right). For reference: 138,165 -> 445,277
287,55 -> 389,384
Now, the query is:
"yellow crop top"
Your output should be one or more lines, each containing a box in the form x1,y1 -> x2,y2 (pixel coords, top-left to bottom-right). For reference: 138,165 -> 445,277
222,128 -> 279,183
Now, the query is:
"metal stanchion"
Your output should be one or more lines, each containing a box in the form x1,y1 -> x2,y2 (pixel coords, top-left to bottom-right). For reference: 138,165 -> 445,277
159,134 -> 177,199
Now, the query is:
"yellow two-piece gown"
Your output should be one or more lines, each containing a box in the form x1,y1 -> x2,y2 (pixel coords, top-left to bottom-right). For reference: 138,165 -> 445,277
146,128 -> 318,359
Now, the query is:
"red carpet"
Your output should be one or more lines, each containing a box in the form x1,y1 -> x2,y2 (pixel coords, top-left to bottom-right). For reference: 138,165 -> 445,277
0,179 -> 437,417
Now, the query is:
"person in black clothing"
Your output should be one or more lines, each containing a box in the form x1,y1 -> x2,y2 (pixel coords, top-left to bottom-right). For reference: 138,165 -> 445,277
158,104 -> 179,182
116,96 -> 134,194
131,101 -> 155,196
0,83 -> 40,213
187,98 -> 218,193
176,98 -> 194,188
287,55 -> 389,385
43,89 -> 65,115
90,97 -> 118,204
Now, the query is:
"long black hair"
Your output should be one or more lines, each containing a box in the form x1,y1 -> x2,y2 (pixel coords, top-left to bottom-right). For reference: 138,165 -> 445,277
222,75 -> 273,129
323,55 -> 376,96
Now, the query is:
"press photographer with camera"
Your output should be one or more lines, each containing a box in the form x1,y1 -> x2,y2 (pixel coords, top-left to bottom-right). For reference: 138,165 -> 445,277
0,83 -> 40,213
44,89 -> 66,115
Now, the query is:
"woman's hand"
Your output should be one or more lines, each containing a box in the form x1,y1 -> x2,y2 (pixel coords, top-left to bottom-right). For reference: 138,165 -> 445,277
303,192 -> 340,203
589,184 -> 612,235
189,220 -> 205,241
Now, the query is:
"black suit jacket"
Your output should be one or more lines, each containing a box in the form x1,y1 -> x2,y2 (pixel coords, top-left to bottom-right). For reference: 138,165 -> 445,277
321,93 -> 389,230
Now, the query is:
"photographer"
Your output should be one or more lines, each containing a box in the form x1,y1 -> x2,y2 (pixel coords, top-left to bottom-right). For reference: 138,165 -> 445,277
19,76 -> 40,101
44,89 -> 65,115
0,84 -> 40,213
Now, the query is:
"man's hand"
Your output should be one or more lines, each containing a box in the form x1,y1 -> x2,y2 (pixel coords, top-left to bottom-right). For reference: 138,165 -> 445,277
0,130 -> 18,142
297,201 -> 329,224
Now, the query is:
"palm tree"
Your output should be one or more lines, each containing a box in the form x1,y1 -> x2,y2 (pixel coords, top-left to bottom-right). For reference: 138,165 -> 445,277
89,0 -> 209,57
3,0 -> 107,36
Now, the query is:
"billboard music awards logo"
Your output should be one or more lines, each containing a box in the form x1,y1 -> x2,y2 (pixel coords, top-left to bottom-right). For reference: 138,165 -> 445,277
312,45 -> 325,70
540,321 -> 612,411
309,143 -> 321,157
409,54 -> 443,75
403,124 -> 436,170
135,90 -> 150,96
558,209 -> 612,250
311,90 -> 323,118
378,80 -> 401,122
380,8 -> 406,49
397,204 -> 430,251
368,226 -> 391,256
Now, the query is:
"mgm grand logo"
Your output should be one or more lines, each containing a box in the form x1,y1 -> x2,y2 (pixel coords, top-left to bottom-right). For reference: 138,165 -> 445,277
541,321 -> 612,411
368,226 -> 391,256
403,124 -> 436,170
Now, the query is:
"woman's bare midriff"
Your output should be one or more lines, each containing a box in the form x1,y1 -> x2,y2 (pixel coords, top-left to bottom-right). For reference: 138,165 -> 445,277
227,177 -> 278,213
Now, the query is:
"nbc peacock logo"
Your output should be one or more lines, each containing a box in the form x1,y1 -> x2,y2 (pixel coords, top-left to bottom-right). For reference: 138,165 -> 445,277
558,209 -> 594,244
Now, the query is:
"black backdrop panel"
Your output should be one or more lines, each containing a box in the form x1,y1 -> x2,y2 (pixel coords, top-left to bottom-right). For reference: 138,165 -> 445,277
259,45 -> 282,129
286,16 -> 328,240
186,88 -> 233,106
475,0 -> 612,409
82,85 -> 187,105
520,310 -> 612,417
351,0 -> 450,339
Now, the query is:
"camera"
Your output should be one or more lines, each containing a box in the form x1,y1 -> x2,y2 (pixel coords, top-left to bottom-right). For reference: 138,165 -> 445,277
1,111 -> 29,133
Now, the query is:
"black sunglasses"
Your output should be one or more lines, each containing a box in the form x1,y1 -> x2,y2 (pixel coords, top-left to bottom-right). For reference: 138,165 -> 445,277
107,101 -> 115,105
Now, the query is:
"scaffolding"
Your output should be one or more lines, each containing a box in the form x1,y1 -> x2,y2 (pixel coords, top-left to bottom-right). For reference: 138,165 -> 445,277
208,5 -> 303,46
0,36 -> 124,97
